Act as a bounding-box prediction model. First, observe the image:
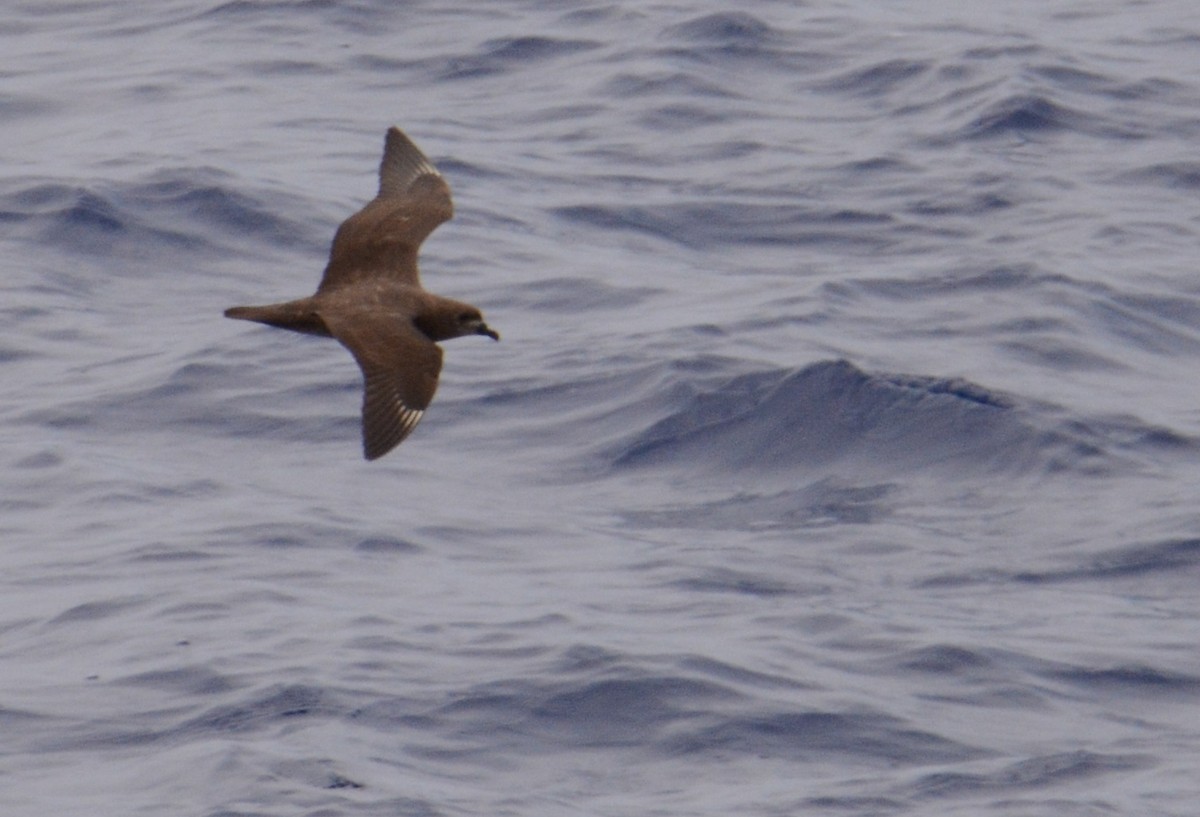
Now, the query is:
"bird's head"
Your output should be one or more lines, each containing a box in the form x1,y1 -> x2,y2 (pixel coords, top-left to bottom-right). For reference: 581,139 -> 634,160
456,308 -> 499,341
417,300 -> 499,342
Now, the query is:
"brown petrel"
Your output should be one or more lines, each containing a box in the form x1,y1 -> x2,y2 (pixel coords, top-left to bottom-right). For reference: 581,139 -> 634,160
225,127 -> 499,460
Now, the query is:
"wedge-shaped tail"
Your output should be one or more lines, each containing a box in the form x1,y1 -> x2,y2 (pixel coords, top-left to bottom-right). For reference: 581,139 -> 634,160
224,300 -> 329,336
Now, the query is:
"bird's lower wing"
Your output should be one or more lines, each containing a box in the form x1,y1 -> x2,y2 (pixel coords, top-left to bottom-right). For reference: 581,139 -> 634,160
320,310 -> 444,460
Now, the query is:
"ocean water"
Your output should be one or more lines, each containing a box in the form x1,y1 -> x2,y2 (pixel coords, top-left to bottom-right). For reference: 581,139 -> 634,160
3,1 -> 1200,815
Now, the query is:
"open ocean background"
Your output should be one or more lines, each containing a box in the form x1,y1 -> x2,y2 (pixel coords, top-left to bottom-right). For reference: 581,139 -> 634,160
4,1 -> 1200,815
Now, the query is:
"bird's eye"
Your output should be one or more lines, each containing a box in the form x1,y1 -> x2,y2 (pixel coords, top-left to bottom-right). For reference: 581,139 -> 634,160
458,312 -> 475,323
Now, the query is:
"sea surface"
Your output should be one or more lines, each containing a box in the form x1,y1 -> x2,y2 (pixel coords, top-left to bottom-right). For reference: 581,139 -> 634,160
3,1 -> 1200,815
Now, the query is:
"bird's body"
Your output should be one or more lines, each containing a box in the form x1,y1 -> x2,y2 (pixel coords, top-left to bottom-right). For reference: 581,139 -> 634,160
225,127 -> 498,460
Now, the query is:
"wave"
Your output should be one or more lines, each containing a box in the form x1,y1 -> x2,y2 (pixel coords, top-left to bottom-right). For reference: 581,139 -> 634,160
0,172 -> 321,264
908,751 -> 1149,801
922,536 -> 1200,589
553,202 -> 895,251
608,358 -> 1118,479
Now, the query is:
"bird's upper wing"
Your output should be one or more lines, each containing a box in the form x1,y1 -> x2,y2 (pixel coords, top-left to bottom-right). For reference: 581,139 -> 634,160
318,127 -> 454,293
319,308 -> 444,460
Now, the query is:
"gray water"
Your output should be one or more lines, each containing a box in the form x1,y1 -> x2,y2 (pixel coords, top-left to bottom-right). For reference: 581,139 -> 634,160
3,2 -> 1200,815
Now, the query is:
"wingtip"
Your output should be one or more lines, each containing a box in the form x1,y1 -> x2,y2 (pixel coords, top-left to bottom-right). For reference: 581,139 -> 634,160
378,126 -> 440,198
363,438 -> 398,461
383,126 -> 406,153
361,405 -> 426,461
363,434 -> 391,460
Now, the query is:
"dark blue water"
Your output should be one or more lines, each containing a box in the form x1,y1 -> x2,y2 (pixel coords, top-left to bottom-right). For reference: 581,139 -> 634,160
4,2 -> 1200,815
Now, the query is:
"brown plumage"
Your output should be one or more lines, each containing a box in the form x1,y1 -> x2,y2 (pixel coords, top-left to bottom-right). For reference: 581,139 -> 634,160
225,127 -> 499,460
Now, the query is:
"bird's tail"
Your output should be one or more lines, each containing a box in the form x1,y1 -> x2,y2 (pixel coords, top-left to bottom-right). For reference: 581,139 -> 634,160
224,305 -> 270,321
224,301 -> 330,336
